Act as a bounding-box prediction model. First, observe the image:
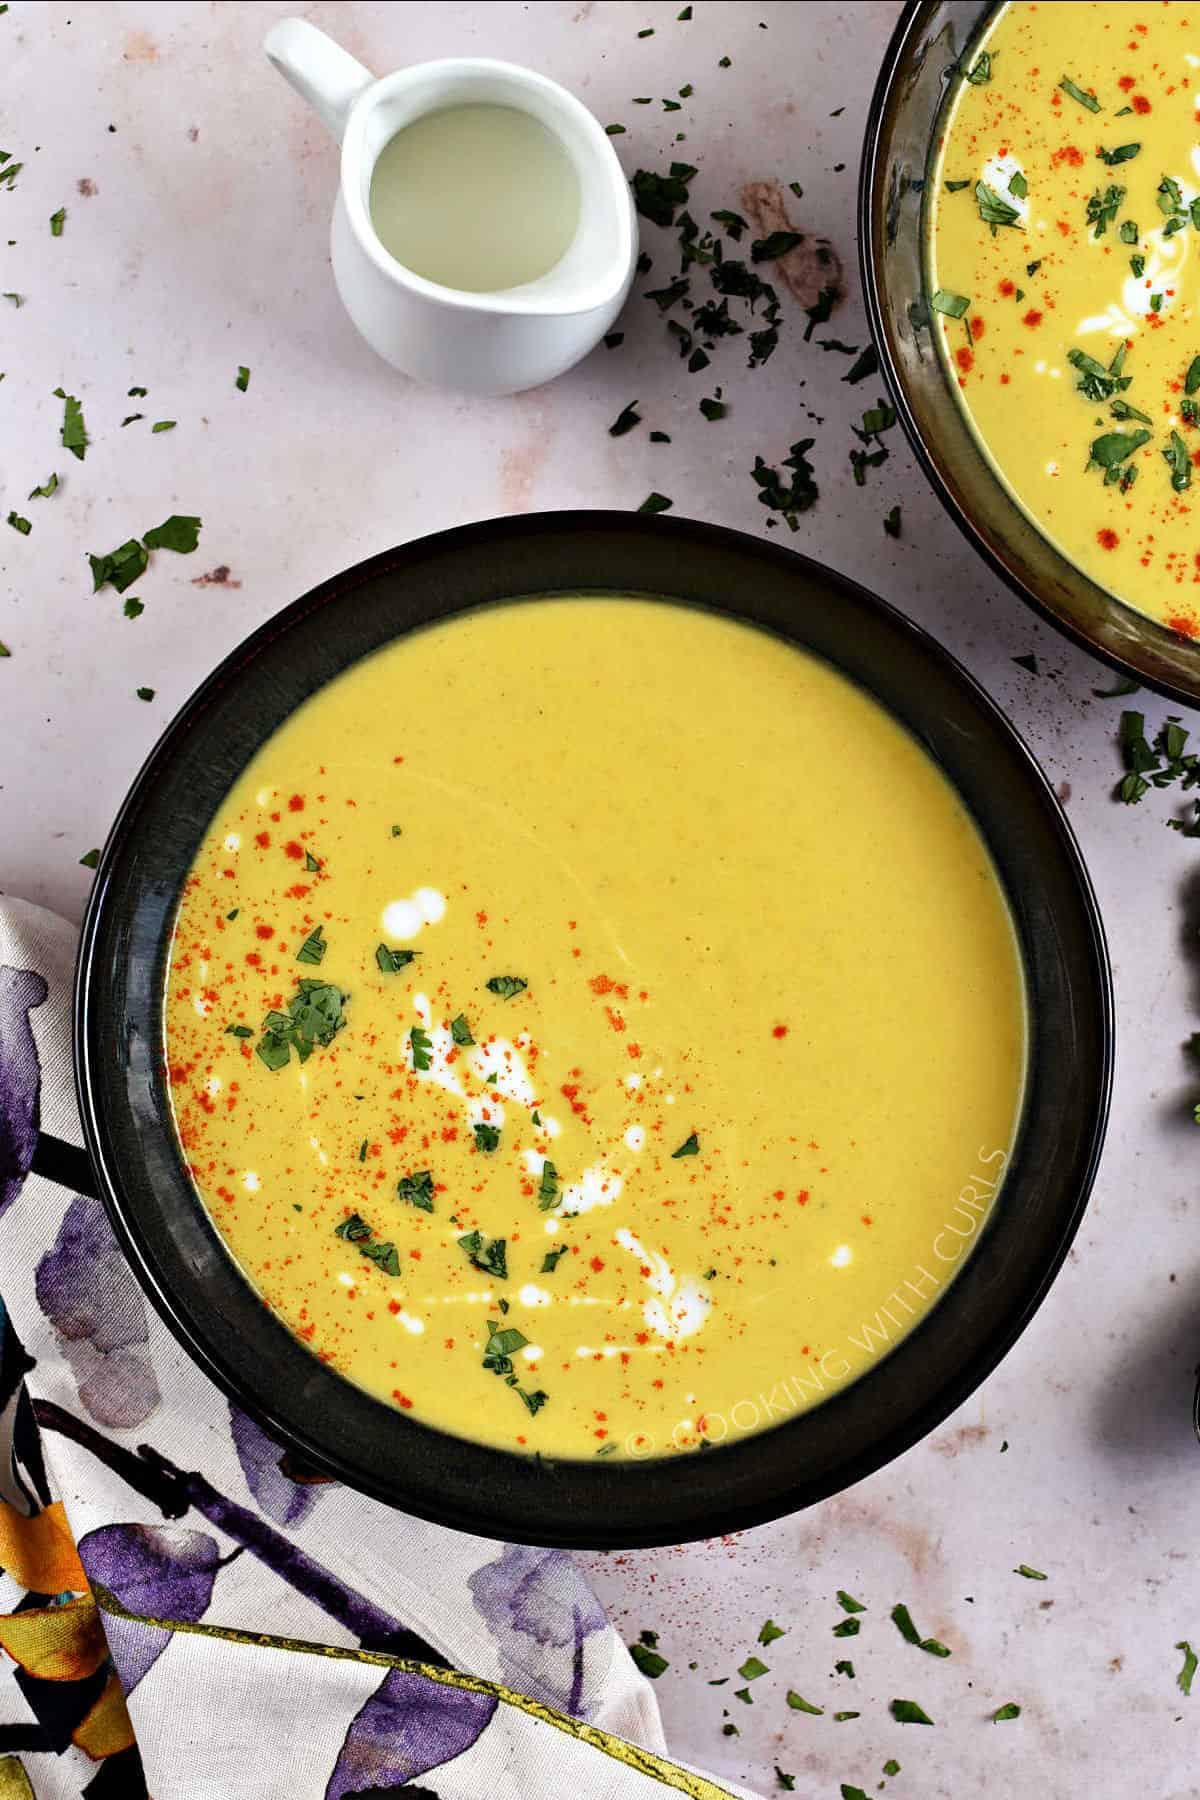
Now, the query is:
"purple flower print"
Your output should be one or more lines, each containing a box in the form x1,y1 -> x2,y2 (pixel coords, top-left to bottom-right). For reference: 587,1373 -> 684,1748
228,1401 -> 325,1528
0,963 -> 48,1222
468,1544 -> 608,1719
78,1523 -> 220,1694
35,1193 -> 161,1428
325,1668 -> 496,1799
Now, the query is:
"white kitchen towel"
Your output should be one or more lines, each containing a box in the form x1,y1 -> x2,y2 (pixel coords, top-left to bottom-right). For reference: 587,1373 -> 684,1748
0,894 -> 763,1800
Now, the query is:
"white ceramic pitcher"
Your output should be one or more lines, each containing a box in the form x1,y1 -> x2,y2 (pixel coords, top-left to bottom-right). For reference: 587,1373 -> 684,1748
264,17 -> 638,395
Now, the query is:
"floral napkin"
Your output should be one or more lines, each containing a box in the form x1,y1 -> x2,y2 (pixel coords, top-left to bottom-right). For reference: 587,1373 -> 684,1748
0,895 -> 760,1799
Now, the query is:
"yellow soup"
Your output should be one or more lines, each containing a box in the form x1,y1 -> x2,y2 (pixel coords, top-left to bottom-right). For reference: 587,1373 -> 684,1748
164,600 -> 1026,1460
931,0 -> 1200,635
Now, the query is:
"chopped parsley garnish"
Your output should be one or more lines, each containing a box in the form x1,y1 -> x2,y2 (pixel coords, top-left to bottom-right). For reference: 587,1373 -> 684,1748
699,394 -> 727,421
671,1131 -> 700,1158
89,539 -> 148,592
1185,356 -> 1200,397
975,179 -> 1021,231
450,1013 -> 474,1045
965,50 -> 992,84
334,1213 -> 372,1241
376,943 -> 418,973
882,1765 -> 900,1779
629,1642 -> 669,1678
1008,170 -> 1028,200
992,1702 -> 1021,1722
54,389 -> 88,459
296,923 -> 327,965
225,1024 -> 253,1039
143,514 -> 201,552
1119,219 -> 1139,244
710,208 -> 747,239
1059,75 -> 1101,112
843,344 -> 879,384
803,284 -> 838,340
397,1169 -> 435,1212
609,399 -> 642,436
833,1711 -> 860,1722
541,1245 -> 568,1273
785,1691 -> 823,1714
538,1160 -> 559,1209
486,974 -> 527,1000
1067,342 -> 1130,402
930,288 -> 969,318
236,365 -> 250,391
759,1619 -> 785,1645
79,848 -> 100,869
650,430 -> 671,443
151,420 -> 176,433
752,438 -> 818,527
605,123 -> 626,135
461,1234 -> 509,1280
1098,142 -> 1140,166
50,206 -> 67,236
835,1660 -> 855,1678
128,386 -> 148,397
677,4 -> 691,17
776,1771 -> 795,1792
1157,174 -> 1189,234
837,1590 -> 867,1613
358,1139 -> 368,1162
832,1618 -> 861,1637
944,178 -> 971,193
638,491 -> 673,513
3,293 -> 22,307
1093,675 -> 1140,698
1087,428 -> 1150,484
751,230 -> 804,262
1014,1564 -> 1047,1580
6,511 -> 30,535
631,163 -> 693,228
473,1122 -> 501,1153
304,850 -> 320,872
738,1656 -> 768,1681
135,687 -> 154,702
408,1024 -> 434,1071
1110,399 -> 1152,424
1177,1641 -> 1197,1696
840,1788 -> 868,1800
890,1699 -> 934,1725
1163,429 -> 1192,491
0,641 -> 9,658
883,504 -> 901,538
890,1603 -> 921,1644
360,1239 -> 400,1276
1131,254 -> 1146,277
1085,184 -> 1125,238
27,473 -> 57,499
256,980 -> 347,1070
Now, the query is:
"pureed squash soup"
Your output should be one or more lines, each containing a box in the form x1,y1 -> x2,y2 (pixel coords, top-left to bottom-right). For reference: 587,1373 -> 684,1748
164,599 -> 1027,1461
930,1 -> 1200,636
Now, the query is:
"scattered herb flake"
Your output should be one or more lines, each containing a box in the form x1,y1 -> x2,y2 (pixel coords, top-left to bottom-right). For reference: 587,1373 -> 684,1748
629,1642 -> 669,1677
803,284 -> 838,340
236,365 -> 250,391
538,1160 -> 559,1210
151,419 -> 176,433
54,389 -> 87,460
27,473 -> 57,499
638,491 -> 673,513
671,1131 -> 700,1158
1014,1564 -> 1047,1580
699,394 -> 726,421
409,1025 -> 433,1072
976,178 -> 1022,230
837,1591 -> 867,1613
844,343 -> 879,383
992,1702 -> 1022,1723
79,848 -> 100,869
965,50 -> 992,83
609,399 -> 642,436
6,511 -> 30,535
890,1699 -> 934,1725
785,1691 -> 823,1715
1060,75 -> 1101,112
738,1656 -> 768,1681
486,975 -> 527,1000
376,944 -> 417,974
883,504 -> 901,538
49,207 -> 65,236
296,923 -> 326,965
832,1618 -> 861,1638
397,1169 -> 435,1212
143,514 -> 201,552
450,1013 -> 474,1046
759,1619 -> 785,1645
930,287 -> 970,318
1099,142 -> 1140,166
1178,1642 -> 1198,1696
541,1245 -> 568,1273
135,686 -> 154,702
473,1122 -> 501,1153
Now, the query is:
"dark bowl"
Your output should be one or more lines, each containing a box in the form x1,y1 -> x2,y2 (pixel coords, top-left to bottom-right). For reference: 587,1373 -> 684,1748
75,512 -> 1112,1548
860,0 -> 1200,708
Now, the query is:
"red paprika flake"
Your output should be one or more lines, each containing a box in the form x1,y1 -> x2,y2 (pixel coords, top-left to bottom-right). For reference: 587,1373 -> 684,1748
1022,309 -> 1043,328
1132,94 -> 1151,114
1097,528 -> 1119,550
288,794 -> 305,811
772,1024 -> 788,1039
955,346 -> 974,373
284,840 -> 304,860
999,278 -> 1016,297
1168,614 -> 1199,638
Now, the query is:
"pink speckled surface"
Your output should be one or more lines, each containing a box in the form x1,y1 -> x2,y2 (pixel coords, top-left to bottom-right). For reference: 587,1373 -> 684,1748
2,4 -> 1199,1796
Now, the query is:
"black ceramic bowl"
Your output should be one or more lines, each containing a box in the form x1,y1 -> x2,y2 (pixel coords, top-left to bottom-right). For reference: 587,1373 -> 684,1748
76,513 -> 1111,1548
860,0 -> 1200,707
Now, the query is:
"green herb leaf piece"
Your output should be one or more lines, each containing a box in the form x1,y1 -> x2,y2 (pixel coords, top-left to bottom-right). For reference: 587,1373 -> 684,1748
235,365 -> 250,391
930,288 -> 970,318
699,395 -> 727,421
1086,184 -> 1125,237
143,514 -> 201,552
49,207 -> 66,236
629,1642 -> 669,1678
1177,1641 -> 1198,1696
975,179 -> 1022,230
992,1701 -> 1021,1721
541,1245 -> 568,1273
89,540 -> 148,593
891,1603 -> 921,1644
630,164 -> 692,228
711,208 -> 747,239
486,975 -> 527,1000
883,504 -> 901,538
409,1025 -> 433,1071
832,1618 -> 861,1637
0,641 -> 10,657
883,1764 -> 900,1779
6,511 -> 30,535
1009,170 -> 1028,199
296,924 -> 326,965
473,1122 -> 501,1153
835,1659 -> 855,1677
135,686 -> 154,702
890,1698 -> 934,1725
397,1170 -> 435,1212
538,1160 -> 560,1209
3,293 -> 22,307
638,491 -> 673,514
334,1213 -> 372,1242
1014,1564 -> 1047,1580
738,1656 -> 768,1681
759,1619 -> 785,1645
1088,428 -> 1150,480
1099,142 -> 1140,166
609,400 -> 642,436
28,473 -> 57,499
376,944 -> 418,974
359,1240 -> 400,1277
751,438 -> 818,526
671,1132 -> 700,1158
751,230 -> 804,261
450,1013 -> 474,1046
1093,675 -> 1140,697
837,1590 -> 867,1613
844,344 -> 879,383
79,848 -> 100,869
833,1711 -> 860,1721
304,850 -> 321,872
1060,75 -> 1101,111
225,1023 -> 253,1039
785,1691 -> 823,1714
1164,429 -> 1192,492
776,1771 -> 795,1793
803,284 -> 838,340
53,389 -> 88,460
840,1789 -> 869,1800
151,419 -> 176,433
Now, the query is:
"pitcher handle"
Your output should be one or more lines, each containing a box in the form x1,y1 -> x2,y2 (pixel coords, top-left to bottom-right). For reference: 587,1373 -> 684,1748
264,17 -> 375,144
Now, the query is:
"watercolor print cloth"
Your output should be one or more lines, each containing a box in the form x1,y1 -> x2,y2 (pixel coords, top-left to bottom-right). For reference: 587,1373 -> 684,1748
0,896 -> 766,1800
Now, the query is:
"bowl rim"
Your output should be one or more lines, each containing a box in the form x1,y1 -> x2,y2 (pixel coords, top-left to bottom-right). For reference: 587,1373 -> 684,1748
74,509 -> 1114,1548
858,0 -> 1200,709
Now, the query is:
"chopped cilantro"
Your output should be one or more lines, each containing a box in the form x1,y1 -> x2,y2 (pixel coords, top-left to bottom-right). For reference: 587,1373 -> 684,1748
944,178 -> 971,192
49,207 -> 65,236
135,686 -> 154,702
711,208 -> 747,239
751,438 -> 818,527
376,943 -> 417,974
27,473 -> 57,499
461,1234 -> 509,1280
671,1131 -> 700,1158
409,1025 -> 433,1071
1085,184 -> 1125,238
334,1213 -> 372,1242
844,343 -> 879,383
1098,142 -> 1140,166
837,1590 -> 867,1613
677,4 -> 692,17
256,980 -> 347,1070
833,1711 -> 860,1721
759,1619 -> 785,1645
89,540 -> 148,593
450,1013 -> 474,1045
631,163 -> 693,227
1131,253 -> 1146,277
1164,429 -> 1191,492
609,399 -> 642,436
650,430 -> 671,443
733,1687 -> 753,1704
992,1702 -> 1021,1722
473,1121 -> 501,1153
151,419 -> 176,433
486,974 -> 527,1000
605,123 -> 626,135
143,514 -> 201,552
751,230 -> 804,261
890,1698 -> 934,1725
359,1239 -> 400,1276
975,179 -> 1022,230
883,1764 -> 900,1779
638,491 -> 673,513
79,848 -> 100,869
541,1245 -> 568,1273
1009,170 -> 1028,199
3,293 -> 21,307
832,1618 -> 860,1637
1177,1641 -> 1197,1696
236,365 -> 250,391
738,1656 -> 768,1681
1014,1564 -> 1047,1580
1186,356 -> 1200,396
629,1642 -> 669,1677
1088,428 -> 1150,483
397,1170 -> 435,1212
296,923 -> 326,965
225,1024 -> 253,1039
775,1771 -> 795,1793
0,641 -> 9,657
883,504 -> 901,538
930,288 -> 969,318
785,1691 -> 823,1714
538,1160 -> 559,1209
54,389 -> 88,460
965,50 -> 992,83
304,850 -> 320,872
128,386 -> 148,397
1060,75 -> 1101,112
6,511 -> 30,535
803,284 -> 838,340
835,1660 -> 855,1678
699,394 -> 726,421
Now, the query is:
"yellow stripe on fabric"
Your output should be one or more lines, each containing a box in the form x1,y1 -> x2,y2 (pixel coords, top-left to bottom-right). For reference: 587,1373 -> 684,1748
91,1585 -> 740,1799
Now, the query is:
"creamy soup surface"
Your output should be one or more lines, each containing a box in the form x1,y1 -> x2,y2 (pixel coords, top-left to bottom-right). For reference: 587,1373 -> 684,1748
931,0 -> 1200,635
164,599 -> 1026,1460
